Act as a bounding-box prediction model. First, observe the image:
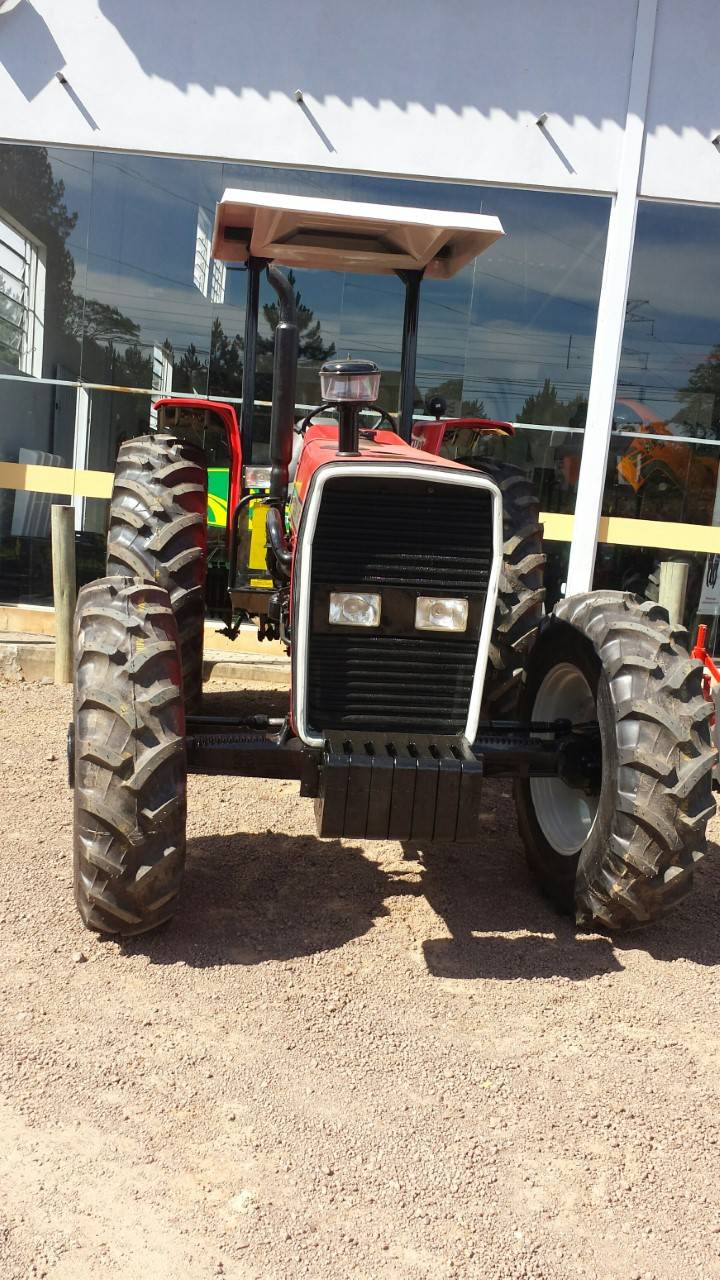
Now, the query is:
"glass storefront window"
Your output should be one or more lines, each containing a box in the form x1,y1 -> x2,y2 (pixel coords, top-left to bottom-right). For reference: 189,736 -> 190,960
594,201 -> 720,636
0,484 -> 107,606
603,429 -> 720,527
84,386 -> 156,473
0,376 -> 69,467
0,145 -> 92,382
0,142 -> 614,613
82,154 -> 223,396
600,201 -> 720,528
595,541 -> 709,636
461,188 -> 608,516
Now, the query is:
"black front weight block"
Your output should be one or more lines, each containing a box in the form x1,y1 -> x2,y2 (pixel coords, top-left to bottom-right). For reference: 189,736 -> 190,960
314,735 -> 484,843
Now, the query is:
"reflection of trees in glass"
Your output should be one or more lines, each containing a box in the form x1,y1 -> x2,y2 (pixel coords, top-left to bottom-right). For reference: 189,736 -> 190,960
256,268 -> 336,403
518,377 -> 587,428
0,145 -> 164,389
92,339 -> 156,389
208,315 -> 242,397
115,342 -> 154,388
0,144 -> 79,375
262,271 -> 336,365
175,341 -> 208,395
171,318 -> 240,397
425,376 -> 487,418
0,146 -> 334,405
680,344 -> 720,434
177,268 -> 336,400
68,297 -> 141,346
68,295 -> 158,387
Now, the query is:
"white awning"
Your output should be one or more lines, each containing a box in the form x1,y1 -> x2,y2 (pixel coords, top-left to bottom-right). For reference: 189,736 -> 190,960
211,188 -> 504,278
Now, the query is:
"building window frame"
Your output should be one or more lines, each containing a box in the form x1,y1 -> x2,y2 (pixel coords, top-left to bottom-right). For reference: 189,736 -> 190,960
193,205 -> 226,305
0,206 -> 46,380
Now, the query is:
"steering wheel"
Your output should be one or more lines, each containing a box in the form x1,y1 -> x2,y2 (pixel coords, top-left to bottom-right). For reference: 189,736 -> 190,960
362,406 -> 397,432
297,403 -> 397,434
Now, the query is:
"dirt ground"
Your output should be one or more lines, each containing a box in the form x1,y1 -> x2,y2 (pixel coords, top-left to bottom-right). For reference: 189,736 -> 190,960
1,678 -> 720,1280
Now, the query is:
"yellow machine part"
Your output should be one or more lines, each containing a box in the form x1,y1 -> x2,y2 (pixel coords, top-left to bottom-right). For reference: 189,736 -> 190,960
239,495 -> 274,590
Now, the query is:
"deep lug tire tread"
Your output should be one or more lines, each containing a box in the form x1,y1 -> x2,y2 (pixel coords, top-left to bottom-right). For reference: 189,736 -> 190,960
73,577 -> 187,936
479,460 -> 546,716
106,434 -> 207,713
521,590 -> 716,930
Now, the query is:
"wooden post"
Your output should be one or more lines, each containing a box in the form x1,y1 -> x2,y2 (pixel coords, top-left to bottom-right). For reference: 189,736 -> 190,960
658,559 -> 689,626
51,504 -> 76,684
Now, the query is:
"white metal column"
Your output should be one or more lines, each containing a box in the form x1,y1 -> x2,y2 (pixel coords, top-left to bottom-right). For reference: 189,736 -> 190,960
564,0 -> 658,596
71,384 -> 90,532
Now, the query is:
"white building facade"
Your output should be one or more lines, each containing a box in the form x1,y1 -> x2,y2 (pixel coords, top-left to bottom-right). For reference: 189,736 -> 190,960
1,0 -> 720,628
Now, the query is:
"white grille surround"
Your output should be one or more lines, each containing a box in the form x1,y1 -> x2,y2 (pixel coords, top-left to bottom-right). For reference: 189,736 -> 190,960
291,461 -> 504,749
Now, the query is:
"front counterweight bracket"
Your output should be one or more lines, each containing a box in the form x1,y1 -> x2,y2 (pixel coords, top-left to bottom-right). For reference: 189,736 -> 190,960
315,734 -> 484,843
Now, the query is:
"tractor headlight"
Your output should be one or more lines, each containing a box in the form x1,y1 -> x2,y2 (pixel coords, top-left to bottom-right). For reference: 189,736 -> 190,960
329,591 -> 381,627
415,596 -> 469,633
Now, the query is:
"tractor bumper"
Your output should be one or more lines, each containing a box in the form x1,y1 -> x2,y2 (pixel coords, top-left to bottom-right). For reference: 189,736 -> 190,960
181,715 -> 594,841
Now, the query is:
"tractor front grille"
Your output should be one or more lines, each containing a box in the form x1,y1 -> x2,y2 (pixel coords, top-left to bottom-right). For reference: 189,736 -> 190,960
302,472 -> 495,737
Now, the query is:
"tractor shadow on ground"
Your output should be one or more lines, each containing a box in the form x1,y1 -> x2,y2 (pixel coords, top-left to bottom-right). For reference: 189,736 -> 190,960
415,833 -> 623,984
125,829 -> 416,968
417,812 -> 720,979
125,721 -> 720,974
194,684 -> 289,718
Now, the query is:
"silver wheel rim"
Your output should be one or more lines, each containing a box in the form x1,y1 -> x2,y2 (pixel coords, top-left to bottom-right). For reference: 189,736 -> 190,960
529,662 -> 600,856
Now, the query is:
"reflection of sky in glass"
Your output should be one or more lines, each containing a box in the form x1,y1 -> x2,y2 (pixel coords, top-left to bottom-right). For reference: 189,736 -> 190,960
0,144 -> 610,422
50,150 -> 608,417
82,154 -> 220,385
464,189 -> 608,420
22,149 -> 720,437
600,203 -> 720,531
617,202 -> 720,432
220,166 -> 610,418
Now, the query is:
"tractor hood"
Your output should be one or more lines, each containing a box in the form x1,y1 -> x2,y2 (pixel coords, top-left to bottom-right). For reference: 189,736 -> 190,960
290,421 -> 474,511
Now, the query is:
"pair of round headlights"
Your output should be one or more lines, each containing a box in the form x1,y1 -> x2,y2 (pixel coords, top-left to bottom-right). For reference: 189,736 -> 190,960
328,592 -> 468,633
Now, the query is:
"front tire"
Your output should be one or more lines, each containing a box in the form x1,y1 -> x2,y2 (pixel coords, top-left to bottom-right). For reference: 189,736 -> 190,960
514,591 -> 716,930
73,577 -> 188,936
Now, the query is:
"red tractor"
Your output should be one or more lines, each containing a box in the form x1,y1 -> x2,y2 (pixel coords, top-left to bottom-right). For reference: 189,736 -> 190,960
69,189 -> 716,938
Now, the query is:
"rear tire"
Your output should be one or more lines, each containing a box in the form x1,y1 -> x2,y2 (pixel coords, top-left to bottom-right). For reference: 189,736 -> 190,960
73,577 -> 187,936
479,461 -> 546,716
106,434 -> 207,713
515,591 -> 716,930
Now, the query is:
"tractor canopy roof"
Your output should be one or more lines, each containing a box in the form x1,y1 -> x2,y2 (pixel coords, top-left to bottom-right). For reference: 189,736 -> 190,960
211,188 -> 504,278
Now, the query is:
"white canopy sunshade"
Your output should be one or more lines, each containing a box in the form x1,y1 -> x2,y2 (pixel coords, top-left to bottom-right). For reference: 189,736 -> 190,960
211,188 -> 504,278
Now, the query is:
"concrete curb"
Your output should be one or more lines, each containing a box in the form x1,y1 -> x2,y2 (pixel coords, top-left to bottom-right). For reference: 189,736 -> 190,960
203,653 -> 290,686
0,637 -> 290,688
0,605 -> 285,657
0,638 -> 56,683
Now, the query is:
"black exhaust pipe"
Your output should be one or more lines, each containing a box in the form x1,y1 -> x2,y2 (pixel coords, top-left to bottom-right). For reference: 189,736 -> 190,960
266,265 -> 298,503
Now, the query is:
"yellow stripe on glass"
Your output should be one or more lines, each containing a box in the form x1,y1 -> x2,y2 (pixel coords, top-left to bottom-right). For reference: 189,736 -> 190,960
3,461 -> 720,555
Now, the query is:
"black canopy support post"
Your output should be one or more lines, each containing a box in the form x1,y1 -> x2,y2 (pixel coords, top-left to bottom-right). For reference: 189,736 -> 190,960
266,264 -> 299,504
397,269 -> 423,443
239,256 -> 265,464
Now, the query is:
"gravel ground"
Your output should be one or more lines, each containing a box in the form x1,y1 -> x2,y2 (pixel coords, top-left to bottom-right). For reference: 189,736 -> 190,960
1,678 -> 720,1280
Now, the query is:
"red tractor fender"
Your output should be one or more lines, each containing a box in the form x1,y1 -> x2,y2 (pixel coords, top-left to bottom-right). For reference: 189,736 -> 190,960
152,396 -> 243,540
412,416 -> 514,455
